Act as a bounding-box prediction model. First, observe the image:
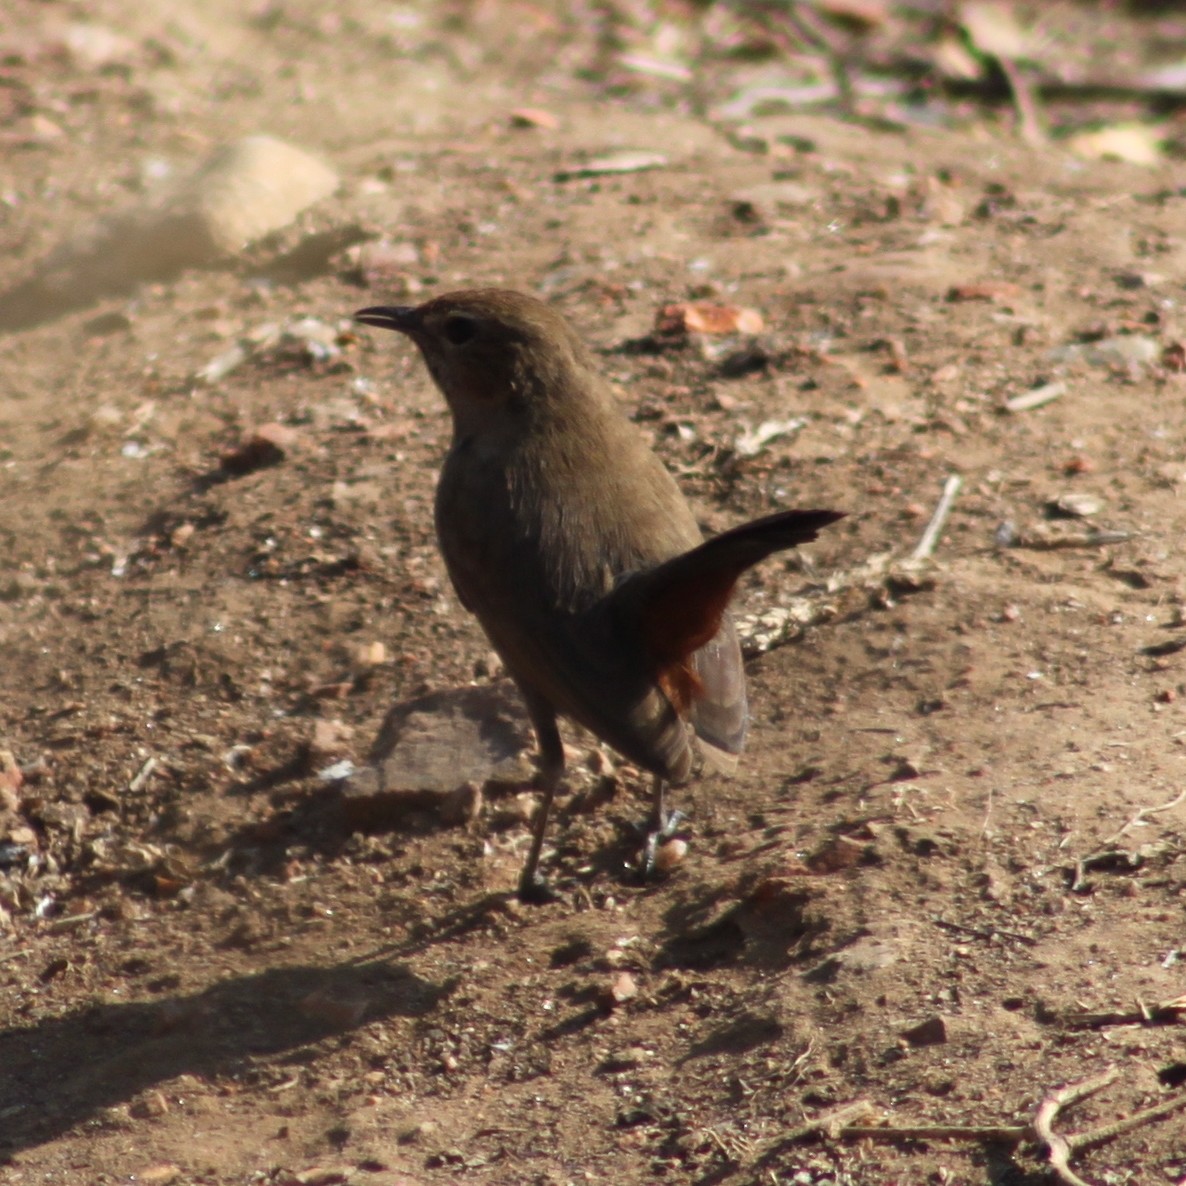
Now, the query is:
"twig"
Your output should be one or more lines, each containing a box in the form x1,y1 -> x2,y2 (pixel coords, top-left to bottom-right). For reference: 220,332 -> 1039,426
753,1099 -> 876,1162
933,915 -> 1038,947
1057,995 -> 1186,1030
980,782 -> 995,838
1013,527 -> 1134,550
1099,788 -> 1186,848
1070,1089 -> 1186,1152
818,1067 -> 1186,1186
1005,380 -> 1065,412
1033,1068 -> 1118,1186
841,1122 -> 1026,1144
1069,849 -> 1140,894
128,755 -> 158,793
47,909 -> 99,932
1070,787 -> 1186,890
737,546 -> 937,659
783,1098 -> 875,1142
911,475 -> 962,561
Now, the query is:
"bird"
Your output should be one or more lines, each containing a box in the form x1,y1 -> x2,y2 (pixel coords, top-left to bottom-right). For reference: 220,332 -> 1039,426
355,289 -> 843,901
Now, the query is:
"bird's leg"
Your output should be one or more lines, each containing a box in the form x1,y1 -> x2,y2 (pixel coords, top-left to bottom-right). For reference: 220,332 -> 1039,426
650,773 -> 668,834
639,774 -> 686,879
518,693 -> 564,904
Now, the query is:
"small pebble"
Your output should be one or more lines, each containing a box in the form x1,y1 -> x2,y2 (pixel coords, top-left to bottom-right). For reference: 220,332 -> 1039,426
653,837 -> 687,873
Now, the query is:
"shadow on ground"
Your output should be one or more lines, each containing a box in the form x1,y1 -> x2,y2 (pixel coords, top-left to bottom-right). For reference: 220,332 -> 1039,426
0,958 -> 454,1159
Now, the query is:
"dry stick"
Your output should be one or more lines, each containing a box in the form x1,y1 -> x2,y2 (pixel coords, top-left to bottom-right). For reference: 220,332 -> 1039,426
782,1098 -> 876,1142
933,915 -> 1038,947
827,1068 -> 1185,1186
1071,787 -> 1186,891
979,781 -> 995,838
753,1099 -> 877,1162
842,1122 -> 1027,1144
1069,851 -> 1126,894
911,476 -> 962,562
1099,787 -> 1186,848
1069,1089 -> 1186,1153
46,910 -> 99,932
128,754 -> 158,793
1061,996 -> 1186,1029
1033,1068 -> 1119,1186
1005,380 -> 1066,413
1016,528 -> 1135,550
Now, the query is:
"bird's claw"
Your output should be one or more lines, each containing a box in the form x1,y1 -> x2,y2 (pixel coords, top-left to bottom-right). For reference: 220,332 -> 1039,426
637,810 -> 687,881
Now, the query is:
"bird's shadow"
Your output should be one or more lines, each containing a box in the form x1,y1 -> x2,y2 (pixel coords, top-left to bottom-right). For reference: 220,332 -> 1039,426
0,957 -> 454,1160
204,680 -> 621,884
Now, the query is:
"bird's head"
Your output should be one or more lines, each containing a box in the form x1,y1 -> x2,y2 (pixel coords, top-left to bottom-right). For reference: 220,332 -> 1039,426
356,289 -> 597,436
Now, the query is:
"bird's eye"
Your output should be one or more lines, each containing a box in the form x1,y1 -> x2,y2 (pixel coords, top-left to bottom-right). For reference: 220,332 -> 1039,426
442,314 -> 478,346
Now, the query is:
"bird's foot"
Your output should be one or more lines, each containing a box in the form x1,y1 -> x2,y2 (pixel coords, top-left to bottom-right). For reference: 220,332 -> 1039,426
517,868 -> 559,905
637,810 -> 687,881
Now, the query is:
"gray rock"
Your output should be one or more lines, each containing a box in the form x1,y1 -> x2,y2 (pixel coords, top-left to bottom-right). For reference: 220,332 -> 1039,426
0,136 -> 338,331
340,683 -> 534,829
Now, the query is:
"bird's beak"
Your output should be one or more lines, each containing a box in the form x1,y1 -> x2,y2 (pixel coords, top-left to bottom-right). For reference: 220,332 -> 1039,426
354,305 -> 420,335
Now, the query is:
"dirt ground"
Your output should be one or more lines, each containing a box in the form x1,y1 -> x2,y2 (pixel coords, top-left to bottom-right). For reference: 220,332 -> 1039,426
2,3 -> 1185,1184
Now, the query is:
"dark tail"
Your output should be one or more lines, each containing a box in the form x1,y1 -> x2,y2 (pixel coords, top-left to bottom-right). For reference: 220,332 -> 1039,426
627,508 -> 845,673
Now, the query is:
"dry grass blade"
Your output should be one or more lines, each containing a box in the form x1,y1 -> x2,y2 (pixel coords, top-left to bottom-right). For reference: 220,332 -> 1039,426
911,475 -> 962,561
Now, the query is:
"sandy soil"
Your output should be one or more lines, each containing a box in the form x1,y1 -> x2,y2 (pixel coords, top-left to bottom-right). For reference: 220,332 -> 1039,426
1,3 -> 1185,1184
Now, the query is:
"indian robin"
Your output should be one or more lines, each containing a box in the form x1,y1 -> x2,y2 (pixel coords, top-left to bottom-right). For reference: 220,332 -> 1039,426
355,289 -> 843,901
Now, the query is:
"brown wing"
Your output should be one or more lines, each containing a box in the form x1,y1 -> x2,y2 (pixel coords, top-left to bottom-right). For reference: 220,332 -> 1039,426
618,509 -> 844,766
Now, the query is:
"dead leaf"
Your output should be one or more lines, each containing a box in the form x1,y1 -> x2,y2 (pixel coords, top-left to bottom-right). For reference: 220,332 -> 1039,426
655,302 -> 764,336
